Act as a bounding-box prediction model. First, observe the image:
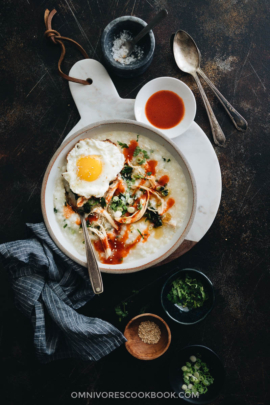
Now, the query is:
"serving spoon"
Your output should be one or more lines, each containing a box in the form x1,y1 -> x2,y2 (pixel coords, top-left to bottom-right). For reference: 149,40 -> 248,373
64,180 -> 103,295
123,9 -> 168,58
172,31 -> 248,145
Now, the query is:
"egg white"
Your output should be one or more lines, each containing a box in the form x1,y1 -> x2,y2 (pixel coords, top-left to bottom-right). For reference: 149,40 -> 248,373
63,138 -> 125,198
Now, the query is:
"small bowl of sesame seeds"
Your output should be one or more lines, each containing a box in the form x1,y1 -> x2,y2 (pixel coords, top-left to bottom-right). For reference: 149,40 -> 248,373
101,16 -> 155,78
124,313 -> 171,360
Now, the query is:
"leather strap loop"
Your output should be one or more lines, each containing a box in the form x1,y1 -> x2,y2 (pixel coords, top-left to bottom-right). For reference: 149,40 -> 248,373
44,9 -> 90,85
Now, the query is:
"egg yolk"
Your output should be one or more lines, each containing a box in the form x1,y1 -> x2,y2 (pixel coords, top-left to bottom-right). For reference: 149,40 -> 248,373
76,155 -> 102,182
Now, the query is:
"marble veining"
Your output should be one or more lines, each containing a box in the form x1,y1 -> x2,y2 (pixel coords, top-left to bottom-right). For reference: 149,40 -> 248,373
65,59 -> 222,243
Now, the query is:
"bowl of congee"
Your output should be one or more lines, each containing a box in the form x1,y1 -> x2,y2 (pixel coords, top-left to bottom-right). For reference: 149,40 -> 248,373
41,120 -> 197,273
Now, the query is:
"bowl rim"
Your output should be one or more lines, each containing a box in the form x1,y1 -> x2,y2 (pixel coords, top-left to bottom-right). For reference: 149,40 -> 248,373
169,344 -> 225,404
134,76 -> 197,138
161,268 -> 215,325
41,119 -> 197,274
124,313 -> 172,360
101,15 -> 155,70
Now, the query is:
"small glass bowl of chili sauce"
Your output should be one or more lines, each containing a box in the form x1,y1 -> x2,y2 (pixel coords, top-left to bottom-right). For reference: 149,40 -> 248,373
134,77 -> 196,138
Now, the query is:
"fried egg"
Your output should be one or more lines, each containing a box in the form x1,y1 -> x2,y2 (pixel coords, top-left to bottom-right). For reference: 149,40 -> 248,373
63,138 -> 125,198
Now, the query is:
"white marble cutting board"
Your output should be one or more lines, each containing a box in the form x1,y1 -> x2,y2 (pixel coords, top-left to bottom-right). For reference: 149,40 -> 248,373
64,59 -> 222,244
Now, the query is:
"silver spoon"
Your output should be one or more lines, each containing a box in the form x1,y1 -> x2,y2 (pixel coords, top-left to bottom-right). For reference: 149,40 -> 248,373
173,31 -> 248,143
173,31 -> 248,133
64,180 -> 103,295
173,30 -> 226,147
123,9 -> 168,58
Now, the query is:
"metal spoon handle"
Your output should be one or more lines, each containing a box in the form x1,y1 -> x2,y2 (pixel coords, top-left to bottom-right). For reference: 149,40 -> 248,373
197,68 -> 248,132
131,9 -> 168,45
81,216 -> 104,295
193,72 -> 226,147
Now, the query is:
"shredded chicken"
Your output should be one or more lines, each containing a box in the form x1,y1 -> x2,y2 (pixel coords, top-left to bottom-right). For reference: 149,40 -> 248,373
163,218 -> 176,228
147,206 -> 158,213
114,191 -> 149,224
92,207 -> 119,230
127,160 -> 145,177
144,175 -> 156,189
105,177 -> 121,204
89,224 -> 111,259
131,185 -> 165,215
77,196 -> 88,207
162,212 -> 176,228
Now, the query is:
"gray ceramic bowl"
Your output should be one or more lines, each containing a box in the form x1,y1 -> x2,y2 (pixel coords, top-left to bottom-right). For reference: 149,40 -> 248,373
161,269 -> 215,325
101,16 -> 155,78
41,120 -> 197,274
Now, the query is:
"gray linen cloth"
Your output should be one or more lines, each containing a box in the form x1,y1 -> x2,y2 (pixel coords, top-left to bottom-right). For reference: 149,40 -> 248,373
0,223 -> 126,363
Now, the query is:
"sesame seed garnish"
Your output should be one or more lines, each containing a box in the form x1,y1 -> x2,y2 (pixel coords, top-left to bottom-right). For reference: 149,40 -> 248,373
138,320 -> 161,345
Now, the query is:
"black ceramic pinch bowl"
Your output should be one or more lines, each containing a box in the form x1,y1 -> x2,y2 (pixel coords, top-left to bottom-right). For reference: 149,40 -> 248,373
161,269 -> 215,325
169,345 -> 225,404
101,16 -> 155,78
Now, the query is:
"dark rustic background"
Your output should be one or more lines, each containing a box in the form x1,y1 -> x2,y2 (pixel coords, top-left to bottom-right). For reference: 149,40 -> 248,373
1,0 -> 270,404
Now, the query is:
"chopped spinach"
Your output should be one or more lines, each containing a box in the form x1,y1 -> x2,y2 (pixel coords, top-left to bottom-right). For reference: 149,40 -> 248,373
99,197 -> 106,208
83,197 -> 102,214
121,164 -> 133,180
54,208 -> 58,213
144,208 -> 163,228
82,202 -> 91,214
157,185 -> 169,197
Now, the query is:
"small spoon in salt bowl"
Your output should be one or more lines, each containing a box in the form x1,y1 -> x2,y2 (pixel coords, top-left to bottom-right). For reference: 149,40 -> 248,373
173,31 -> 248,144
122,9 -> 168,58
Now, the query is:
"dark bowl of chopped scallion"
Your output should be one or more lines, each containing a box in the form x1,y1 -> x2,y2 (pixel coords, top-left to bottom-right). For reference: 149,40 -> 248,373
169,345 -> 225,404
161,269 -> 215,325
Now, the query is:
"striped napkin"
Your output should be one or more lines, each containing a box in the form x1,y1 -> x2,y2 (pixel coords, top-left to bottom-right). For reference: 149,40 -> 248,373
0,223 -> 126,363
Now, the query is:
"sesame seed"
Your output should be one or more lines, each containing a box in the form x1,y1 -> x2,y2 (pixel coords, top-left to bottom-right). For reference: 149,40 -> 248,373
138,320 -> 161,345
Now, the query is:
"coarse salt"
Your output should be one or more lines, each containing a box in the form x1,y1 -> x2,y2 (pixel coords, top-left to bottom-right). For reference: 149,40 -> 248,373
111,30 -> 144,65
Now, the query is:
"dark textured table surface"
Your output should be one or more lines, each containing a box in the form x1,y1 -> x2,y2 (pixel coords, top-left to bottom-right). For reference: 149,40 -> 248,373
1,0 -> 270,404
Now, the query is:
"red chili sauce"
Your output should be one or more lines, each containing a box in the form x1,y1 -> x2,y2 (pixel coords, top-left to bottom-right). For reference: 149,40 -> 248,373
163,198 -> 175,213
123,139 -> 138,161
158,175 -> 169,186
145,160 -> 158,175
145,90 -> 185,129
93,226 -> 147,265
